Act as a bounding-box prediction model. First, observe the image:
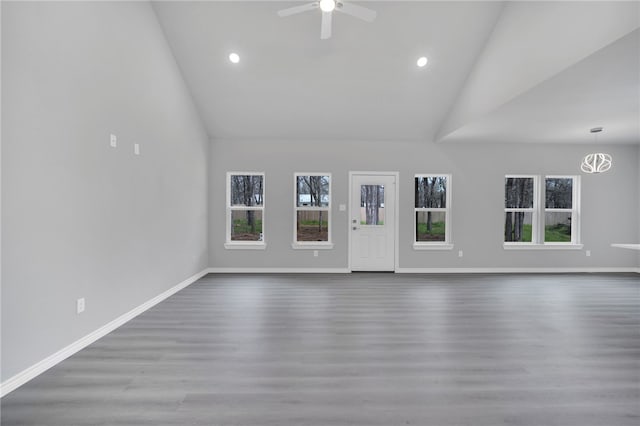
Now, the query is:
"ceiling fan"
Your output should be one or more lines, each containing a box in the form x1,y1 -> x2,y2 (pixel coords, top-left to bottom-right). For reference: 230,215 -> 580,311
277,0 -> 377,40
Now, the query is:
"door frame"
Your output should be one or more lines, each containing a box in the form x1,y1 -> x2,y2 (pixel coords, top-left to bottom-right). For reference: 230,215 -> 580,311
348,171 -> 400,272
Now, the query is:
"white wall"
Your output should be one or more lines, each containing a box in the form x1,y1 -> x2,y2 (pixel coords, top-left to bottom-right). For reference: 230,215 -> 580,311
1,2 -> 209,381
209,139 -> 639,270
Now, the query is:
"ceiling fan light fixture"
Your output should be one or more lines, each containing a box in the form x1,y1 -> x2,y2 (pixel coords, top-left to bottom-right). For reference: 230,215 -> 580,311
417,56 -> 428,67
319,0 -> 336,13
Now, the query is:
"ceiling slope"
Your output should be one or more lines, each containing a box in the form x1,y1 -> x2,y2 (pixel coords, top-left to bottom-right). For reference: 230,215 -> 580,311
438,0 -> 640,144
442,29 -> 640,144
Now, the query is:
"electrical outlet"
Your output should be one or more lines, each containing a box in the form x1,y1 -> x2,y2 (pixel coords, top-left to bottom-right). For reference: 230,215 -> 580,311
586,250 -> 591,257
76,298 -> 85,314
110,134 -> 117,148
458,250 -> 464,258
313,250 -> 319,257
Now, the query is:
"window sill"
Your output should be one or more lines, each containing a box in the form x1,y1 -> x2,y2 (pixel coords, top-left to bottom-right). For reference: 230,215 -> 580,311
413,243 -> 454,251
291,243 -> 334,250
503,243 -> 583,250
224,242 -> 266,250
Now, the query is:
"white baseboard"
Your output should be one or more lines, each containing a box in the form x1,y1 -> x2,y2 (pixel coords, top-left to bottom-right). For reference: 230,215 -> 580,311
395,267 -> 640,274
0,268 -> 209,398
210,267 -> 638,274
208,267 -> 351,274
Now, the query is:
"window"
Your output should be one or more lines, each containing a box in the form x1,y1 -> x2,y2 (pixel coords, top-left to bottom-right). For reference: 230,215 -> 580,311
293,174 -> 333,249
545,177 -> 577,244
504,176 -> 536,243
414,175 -> 452,249
226,173 -> 265,249
504,175 -> 581,248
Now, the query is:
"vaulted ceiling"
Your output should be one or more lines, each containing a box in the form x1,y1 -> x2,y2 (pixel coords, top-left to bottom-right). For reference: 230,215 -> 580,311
152,1 -> 640,144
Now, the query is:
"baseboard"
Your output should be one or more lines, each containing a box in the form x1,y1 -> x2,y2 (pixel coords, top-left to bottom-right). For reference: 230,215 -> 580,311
395,267 -> 640,274
0,268 -> 209,398
208,267 -> 351,274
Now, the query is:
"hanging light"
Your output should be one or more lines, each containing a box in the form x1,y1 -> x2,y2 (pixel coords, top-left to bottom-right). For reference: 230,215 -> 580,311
581,127 -> 612,174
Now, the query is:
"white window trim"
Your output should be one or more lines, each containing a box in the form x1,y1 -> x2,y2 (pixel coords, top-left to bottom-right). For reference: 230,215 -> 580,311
225,172 -> 266,250
413,174 -> 452,250
292,173 -> 334,249
503,174 -> 582,249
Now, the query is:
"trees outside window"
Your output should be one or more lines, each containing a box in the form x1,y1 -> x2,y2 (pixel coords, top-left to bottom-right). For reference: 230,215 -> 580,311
414,175 -> 451,246
226,173 -> 265,246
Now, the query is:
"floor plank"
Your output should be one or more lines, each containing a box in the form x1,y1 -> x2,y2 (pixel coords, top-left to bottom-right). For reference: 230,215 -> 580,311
2,273 -> 639,425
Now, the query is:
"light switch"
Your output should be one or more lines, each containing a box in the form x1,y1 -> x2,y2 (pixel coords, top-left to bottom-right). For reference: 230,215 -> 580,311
110,134 -> 117,148
134,143 -> 140,155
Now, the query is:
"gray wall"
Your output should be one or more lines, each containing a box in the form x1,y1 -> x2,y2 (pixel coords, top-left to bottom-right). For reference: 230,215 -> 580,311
209,139 -> 639,270
1,2 -> 209,381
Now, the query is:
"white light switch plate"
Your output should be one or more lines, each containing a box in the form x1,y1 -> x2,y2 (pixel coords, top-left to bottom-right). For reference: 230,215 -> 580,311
110,134 -> 117,148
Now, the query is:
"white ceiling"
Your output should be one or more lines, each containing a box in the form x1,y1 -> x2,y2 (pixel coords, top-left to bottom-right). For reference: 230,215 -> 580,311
152,1 -> 640,144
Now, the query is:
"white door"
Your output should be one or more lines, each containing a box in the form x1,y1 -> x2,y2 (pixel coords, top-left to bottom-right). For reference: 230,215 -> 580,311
350,173 -> 397,271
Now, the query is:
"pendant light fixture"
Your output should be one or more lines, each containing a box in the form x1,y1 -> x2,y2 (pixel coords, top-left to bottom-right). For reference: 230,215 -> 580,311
580,127 -> 612,174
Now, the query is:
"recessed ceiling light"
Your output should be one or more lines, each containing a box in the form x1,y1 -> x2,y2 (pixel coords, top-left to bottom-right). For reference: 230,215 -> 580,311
229,53 -> 240,64
417,56 -> 428,68
319,0 -> 336,13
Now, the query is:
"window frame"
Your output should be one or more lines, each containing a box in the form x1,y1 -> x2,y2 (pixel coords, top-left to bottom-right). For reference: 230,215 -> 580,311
292,173 -> 334,249
504,175 -> 539,246
413,174 -> 453,250
543,175 -> 580,246
225,172 -> 266,250
503,174 -> 582,250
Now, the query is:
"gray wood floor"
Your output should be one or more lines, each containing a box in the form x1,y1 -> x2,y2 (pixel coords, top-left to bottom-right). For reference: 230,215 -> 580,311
2,273 -> 639,426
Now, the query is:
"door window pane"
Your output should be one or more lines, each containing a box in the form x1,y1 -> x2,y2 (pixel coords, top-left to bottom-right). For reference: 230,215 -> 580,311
416,211 -> 446,242
296,211 -> 329,242
360,185 -> 385,225
504,211 -> 533,242
231,210 -> 263,241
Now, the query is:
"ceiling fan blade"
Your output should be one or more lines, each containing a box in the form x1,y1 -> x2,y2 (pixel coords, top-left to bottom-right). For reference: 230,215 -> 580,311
277,2 -> 318,17
320,11 -> 332,39
336,2 -> 376,22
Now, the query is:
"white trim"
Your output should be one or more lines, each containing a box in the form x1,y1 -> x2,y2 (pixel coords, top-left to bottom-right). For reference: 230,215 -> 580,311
611,244 -> 640,251
396,267 -> 639,274
208,267 -> 350,274
0,269 -> 209,398
413,243 -> 454,251
224,242 -> 267,250
291,243 -> 334,250
503,243 -> 584,250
